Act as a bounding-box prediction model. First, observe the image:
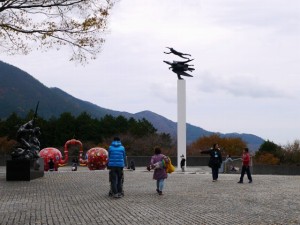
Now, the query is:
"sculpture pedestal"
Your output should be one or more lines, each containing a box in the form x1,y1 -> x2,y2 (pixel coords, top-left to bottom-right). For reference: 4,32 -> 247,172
6,158 -> 44,181
177,79 -> 186,170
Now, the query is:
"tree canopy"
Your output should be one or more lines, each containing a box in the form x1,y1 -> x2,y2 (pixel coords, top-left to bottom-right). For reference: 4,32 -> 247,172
187,134 -> 247,156
0,112 -> 174,156
0,0 -> 115,63
255,140 -> 300,165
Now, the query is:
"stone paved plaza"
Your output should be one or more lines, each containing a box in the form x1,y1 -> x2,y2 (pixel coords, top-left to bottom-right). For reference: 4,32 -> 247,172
0,166 -> 299,225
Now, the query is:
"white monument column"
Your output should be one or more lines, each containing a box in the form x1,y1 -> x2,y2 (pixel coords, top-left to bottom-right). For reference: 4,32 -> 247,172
177,79 -> 186,170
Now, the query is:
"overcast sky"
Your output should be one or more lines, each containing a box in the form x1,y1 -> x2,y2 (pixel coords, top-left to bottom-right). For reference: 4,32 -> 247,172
2,0 -> 300,145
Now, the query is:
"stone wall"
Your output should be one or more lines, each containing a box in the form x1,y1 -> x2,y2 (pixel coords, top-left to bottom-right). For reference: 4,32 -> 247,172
252,164 -> 300,175
126,156 -> 300,175
126,156 -> 211,167
0,154 -> 11,166
1,155 -> 300,175
126,156 -> 237,167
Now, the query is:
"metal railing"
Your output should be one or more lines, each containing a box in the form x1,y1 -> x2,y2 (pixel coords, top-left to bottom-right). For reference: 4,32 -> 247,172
222,157 -> 253,174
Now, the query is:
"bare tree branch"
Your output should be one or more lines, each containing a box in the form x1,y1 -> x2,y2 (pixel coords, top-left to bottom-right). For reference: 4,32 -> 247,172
0,0 -> 116,63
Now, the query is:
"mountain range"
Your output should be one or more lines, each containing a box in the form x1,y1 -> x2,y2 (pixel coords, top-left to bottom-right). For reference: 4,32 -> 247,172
0,60 -> 264,151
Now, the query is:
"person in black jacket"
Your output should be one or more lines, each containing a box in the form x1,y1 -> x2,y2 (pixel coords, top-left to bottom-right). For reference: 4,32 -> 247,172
180,154 -> 186,172
201,143 -> 223,182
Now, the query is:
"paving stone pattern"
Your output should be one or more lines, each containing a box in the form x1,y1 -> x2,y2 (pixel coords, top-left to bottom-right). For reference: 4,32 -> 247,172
0,167 -> 299,225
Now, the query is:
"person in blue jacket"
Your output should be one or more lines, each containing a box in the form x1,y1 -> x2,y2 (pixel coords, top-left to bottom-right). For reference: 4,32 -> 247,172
108,137 -> 126,198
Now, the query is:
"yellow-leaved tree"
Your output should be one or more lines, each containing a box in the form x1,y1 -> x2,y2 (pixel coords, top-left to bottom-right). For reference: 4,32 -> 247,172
0,0 -> 115,63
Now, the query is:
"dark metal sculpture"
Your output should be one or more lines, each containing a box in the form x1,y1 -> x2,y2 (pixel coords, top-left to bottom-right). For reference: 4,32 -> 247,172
163,47 -> 195,79
11,103 -> 41,160
164,47 -> 191,59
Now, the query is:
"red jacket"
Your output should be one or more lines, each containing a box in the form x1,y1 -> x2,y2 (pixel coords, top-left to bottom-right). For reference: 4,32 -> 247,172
242,152 -> 250,167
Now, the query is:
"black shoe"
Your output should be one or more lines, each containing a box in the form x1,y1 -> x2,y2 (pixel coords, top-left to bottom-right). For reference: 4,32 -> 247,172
249,180 -> 252,183
158,191 -> 163,195
113,194 -> 121,198
117,193 -> 124,198
237,181 -> 243,184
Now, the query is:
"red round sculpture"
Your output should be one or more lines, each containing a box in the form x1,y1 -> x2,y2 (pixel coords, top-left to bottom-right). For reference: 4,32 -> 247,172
59,139 -> 83,166
85,147 -> 108,170
39,147 -> 62,171
40,139 -> 108,171
40,139 -> 83,171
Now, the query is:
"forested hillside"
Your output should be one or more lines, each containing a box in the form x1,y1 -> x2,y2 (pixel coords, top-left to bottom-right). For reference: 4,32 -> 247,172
0,60 -> 265,150
0,112 -> 174,156
0,61 -> 131,119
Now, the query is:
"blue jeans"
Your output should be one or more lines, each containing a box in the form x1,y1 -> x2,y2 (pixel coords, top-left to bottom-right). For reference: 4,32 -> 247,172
156,179 -> 165,191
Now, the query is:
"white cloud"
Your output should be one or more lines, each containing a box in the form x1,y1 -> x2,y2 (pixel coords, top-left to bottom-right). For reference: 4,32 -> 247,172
1,0 -> 300,145
196,71 -> 292,98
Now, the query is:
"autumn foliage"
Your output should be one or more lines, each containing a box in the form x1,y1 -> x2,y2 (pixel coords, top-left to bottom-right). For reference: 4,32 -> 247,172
187,134 -> 247,156
254,152 -> 280,165
254,140 -> 300,165
0,136 -> 17,154
283,140 -> 300,165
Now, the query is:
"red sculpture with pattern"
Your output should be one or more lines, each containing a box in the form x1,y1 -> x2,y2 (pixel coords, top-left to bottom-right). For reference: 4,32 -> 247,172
40,139 -> 108,171
39,147 -> 62,171
80,147 -> 108,170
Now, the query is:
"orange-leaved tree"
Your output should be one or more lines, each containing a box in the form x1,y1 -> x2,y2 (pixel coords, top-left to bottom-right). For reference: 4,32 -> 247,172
0,136 -> 17,154
188,134 -> 247,156
254,140 -> 282,165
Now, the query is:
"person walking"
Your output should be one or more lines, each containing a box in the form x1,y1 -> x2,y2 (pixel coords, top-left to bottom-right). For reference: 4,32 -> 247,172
108,137 -> 126,198
150,147 -> 169,195
201,144 -> 223,182
238,148 -> 253,184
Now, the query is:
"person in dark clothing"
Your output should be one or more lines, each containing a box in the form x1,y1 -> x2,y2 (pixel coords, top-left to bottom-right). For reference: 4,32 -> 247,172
129,160 -> 135,170
108,137 -> 126,198
180,154 -> 186,172
201,144 -> 223,182
71,158 -> 78,171
48,158 -> 55,172
238,148 -> 253,183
